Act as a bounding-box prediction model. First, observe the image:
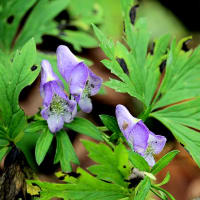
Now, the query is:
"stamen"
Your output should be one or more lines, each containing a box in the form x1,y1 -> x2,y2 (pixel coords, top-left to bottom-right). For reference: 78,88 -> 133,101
50,94 -> 69,115
82,81 -> 91,98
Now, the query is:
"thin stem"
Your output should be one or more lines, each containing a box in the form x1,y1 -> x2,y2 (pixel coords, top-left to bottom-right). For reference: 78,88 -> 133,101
151,185 -> 175,200
150,188 -> 165,200
138,106 -> 152,122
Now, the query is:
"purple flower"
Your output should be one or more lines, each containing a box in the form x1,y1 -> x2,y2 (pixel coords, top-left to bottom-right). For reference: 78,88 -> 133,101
56,45 -> 103,113
40,60 -> 77,133
115,104 -> 166,166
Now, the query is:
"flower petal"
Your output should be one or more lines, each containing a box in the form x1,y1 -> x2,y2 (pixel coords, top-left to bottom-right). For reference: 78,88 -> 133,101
41,107 -> 49,120
88,69 -> 103,96
57,45 -> 79,82
128,121 -> 149,155
69,62 -> 89,102
63,99 -> 77,122
144,153 -> 156,167
40,59 -> 64,100
40,60 -> 62,87
148,132 -> 167,154
115,104 -> 149,155
42,81 -> 67,107
51,81 -> 68,101
79,97 -> 92,113
116,104 -> 139,135
47,114 -> 64,133
42,82 -> 54,107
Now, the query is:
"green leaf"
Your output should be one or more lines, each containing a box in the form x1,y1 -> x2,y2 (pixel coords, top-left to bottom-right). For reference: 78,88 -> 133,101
149,42 -> 200,168
0,146 -> 11,162
35,129 -> 54,165
55,130 -> 79,172
0,38 -> 40,140
82,140 -> 130,187
0,0 -> 36,51
93,16 -> 168,105
151,150 -> 179,175
27,180 -> 69,200
156,172 -> 170,187
16,120 -> 47,170
14,0 -> 70,49
144,34 -> 170,106
129,151 -> 150,172
93,24 -> 144,101
0,138 -> 9,147
65,117 -> 103,141
60,30 -> 98,52
151,98 -> 200,167
24,120 -> 47,134
92,23 -> 114,56
16,129 -> 40,170
152,42 -> 200,109
134,177 -> 151,200
66,168 -> 129,200
99,114 -> 120,133
68,0 -> 103,28
28,167 -> 129,200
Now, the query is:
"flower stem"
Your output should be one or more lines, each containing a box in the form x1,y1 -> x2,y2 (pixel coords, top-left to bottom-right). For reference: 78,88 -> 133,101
138,106 -> 152,122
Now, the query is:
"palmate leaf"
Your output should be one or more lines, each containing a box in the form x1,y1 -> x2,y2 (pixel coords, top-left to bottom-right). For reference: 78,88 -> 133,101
0,39 -> 40,142
65,168 -> 129,200
152,38 -> 200,109
92,18 -> 169,104
28,167 -> 129,200
149,37 -> 200,167
151,98 -> 200,167
94,0 -> 200,167
82,140 -> 130,187
27,180 -> 69,200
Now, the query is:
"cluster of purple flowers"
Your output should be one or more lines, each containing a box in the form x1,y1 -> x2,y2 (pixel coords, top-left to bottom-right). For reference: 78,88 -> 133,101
40,45 -> 102,133
116,105 -> 166,166
40,45 -> 166,166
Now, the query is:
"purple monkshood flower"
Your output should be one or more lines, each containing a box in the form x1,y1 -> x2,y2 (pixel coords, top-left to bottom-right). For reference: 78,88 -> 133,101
56,45 -> 103,113
115,104 -> 166,166
40,60 -> 77,133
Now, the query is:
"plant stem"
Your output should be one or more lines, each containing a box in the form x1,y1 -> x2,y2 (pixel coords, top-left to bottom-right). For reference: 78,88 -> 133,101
100,131 -> 115,149
150,188 -> 165,200
138,106 -> 152,122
